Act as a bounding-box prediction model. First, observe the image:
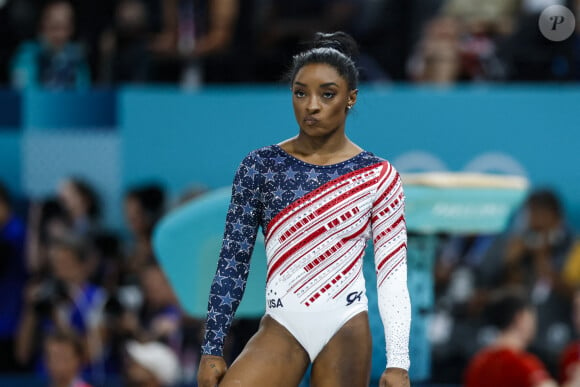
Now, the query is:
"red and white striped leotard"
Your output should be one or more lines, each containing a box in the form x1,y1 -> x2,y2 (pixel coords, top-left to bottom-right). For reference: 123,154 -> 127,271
202,144 -> 410,369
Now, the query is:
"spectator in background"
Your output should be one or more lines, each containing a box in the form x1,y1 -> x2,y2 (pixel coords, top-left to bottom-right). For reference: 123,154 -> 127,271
122,184 -> 165,280
99,0 -> 152,84
44,330 -> 93,387
498,189 -> 575,374
429,232 -> 497,383
441,0 -> 521,36
10,0 -> 90,90
111,263 -> 181,345
408,10 -> 508,83
90,231 -> 125,293
58,177 -> 103,284
253,0 -> 361,82
99,184 -> 167,375
0,182 -> 28,373
138,263 -> 181,344
27,178 -> 101,278
407,16 -> 462,84
26,198 -> 69,275
559,288 -> 580,385
58,177 -> 101,238
148,0 -> 242,86
354,0 -> 445,82
104,262 -> 181,380
125,340 -> 180,387
16,235 -> 106,380
502,189 -> 574,297
464,288 -> 558,387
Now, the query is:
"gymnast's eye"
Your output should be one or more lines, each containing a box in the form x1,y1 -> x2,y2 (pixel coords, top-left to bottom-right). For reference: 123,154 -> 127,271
322,91 -> 336,99
294,90 -> 306,98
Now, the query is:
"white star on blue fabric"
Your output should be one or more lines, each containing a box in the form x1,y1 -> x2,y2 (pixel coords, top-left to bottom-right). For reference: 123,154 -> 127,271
219,292 -> 236,308
246,166 -> 258,178
201,343 -> 214,354
207,308 -> 219,323
233,276 -> 246,289
284,168 -> 298,180
328,170 -> 340,180
273,188 -> 285,199
223,256 -> 238,271
239,240 -> 251,252
242,203 -> 253,214
264,169 -> 276,181
232,221 -> 244,233
292,185 -> 307,200
214,273 -> 228,286
214,328 -> 227,341
306,168 -> 321,180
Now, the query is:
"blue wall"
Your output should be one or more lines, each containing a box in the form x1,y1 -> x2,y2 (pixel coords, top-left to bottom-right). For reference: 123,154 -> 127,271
1,85 -> 579,228
121,85 -> 580,230
0,90 -> 22,196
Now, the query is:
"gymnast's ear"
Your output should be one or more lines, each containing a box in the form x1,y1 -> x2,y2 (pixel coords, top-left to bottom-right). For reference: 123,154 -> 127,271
347,89 -> 358,110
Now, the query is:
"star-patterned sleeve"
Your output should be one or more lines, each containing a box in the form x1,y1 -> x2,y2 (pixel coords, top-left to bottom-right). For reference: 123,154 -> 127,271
201,153 -> 263,356
371,162 -> 411,370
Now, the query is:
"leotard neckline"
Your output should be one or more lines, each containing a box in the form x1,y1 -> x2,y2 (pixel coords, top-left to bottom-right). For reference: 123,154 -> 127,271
272,144 -> 371,169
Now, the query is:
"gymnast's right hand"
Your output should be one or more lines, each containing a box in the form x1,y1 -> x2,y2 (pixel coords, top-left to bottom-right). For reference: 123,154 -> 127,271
198,355 -> 227,387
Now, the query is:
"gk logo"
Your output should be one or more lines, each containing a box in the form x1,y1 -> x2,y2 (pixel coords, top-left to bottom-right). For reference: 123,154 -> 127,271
346,291 -> 363,306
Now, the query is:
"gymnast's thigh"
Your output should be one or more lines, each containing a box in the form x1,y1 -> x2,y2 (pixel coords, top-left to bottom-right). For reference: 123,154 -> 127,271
220,315 -> 310,387
310,311 -> 372,387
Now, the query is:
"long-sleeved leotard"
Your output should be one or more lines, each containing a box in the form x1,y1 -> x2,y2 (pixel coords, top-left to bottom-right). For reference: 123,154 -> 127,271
201,144 -> 410,369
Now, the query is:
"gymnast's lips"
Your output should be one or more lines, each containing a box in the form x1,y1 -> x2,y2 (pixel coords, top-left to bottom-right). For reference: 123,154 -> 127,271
304,116 -> 319,126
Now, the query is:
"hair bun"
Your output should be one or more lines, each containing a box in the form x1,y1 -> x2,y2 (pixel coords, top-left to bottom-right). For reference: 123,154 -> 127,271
310,31 -> 359,59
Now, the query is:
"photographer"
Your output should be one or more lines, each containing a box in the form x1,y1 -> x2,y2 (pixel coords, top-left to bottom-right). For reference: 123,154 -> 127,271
15,235 -> 106,380
103,262 -> 182,378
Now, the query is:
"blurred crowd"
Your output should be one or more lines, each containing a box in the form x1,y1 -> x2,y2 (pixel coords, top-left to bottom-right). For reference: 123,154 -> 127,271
0,177 -> 237,386
0,0 -> 579,90
2,174 -> 580,386
431,188 -> 580,385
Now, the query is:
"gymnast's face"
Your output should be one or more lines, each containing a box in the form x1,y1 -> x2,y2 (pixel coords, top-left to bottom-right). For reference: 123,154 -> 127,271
292,63 -> 357,138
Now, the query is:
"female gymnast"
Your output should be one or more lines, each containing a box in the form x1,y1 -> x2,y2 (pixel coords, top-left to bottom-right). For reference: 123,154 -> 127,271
197,31 -> 411,387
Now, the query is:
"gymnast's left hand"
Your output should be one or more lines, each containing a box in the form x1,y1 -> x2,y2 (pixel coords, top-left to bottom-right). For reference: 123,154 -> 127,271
379,368 -> 410,387
198,355 -> 227,387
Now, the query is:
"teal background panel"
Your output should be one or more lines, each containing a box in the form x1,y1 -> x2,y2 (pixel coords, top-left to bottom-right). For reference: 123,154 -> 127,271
153,186 -> 267,318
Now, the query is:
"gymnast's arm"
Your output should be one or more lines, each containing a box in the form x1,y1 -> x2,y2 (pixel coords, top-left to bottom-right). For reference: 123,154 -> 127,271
371,164 -> 411,386
198,154 -> 262,386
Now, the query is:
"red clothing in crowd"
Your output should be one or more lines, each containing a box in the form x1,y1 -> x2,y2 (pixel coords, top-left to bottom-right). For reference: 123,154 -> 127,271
560,341 -> 580,384
465,347 -> 551,387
